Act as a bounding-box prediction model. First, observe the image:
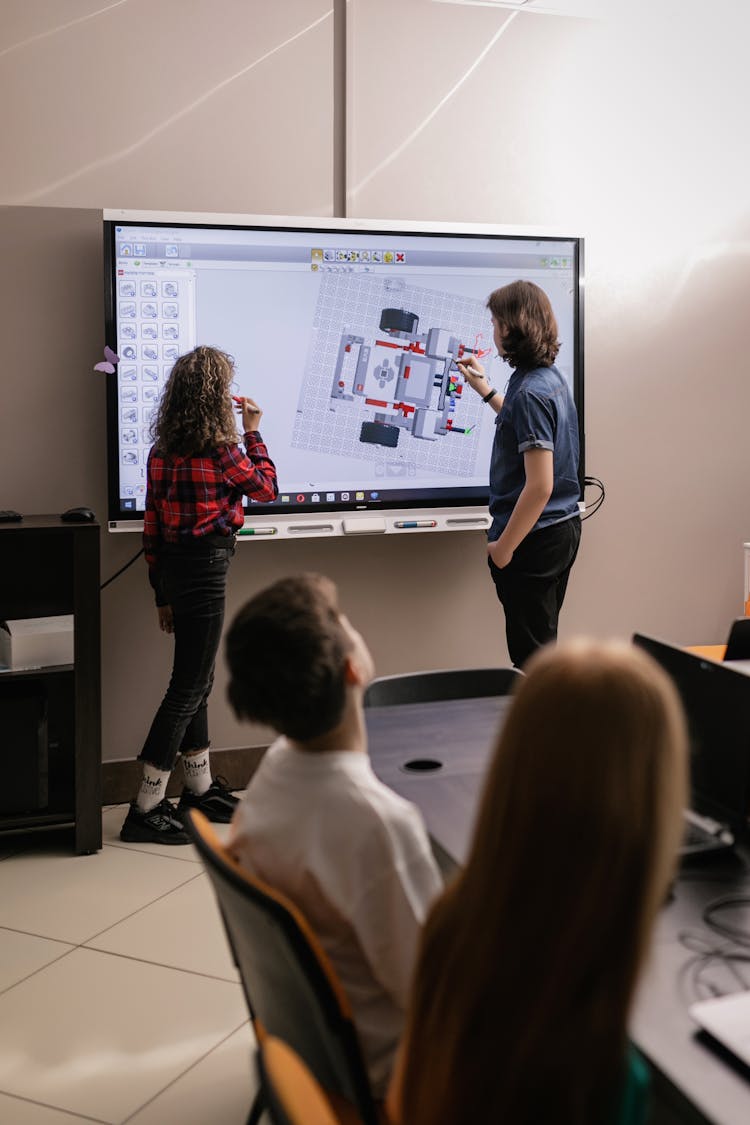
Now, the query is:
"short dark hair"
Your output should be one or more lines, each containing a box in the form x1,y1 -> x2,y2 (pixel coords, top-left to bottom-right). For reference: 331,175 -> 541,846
225,573 -> 352,742
487,280 -> 560,370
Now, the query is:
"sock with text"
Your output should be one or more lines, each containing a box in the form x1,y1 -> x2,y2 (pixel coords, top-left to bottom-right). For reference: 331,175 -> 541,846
136,764 -> 170,813
182,750 -> 211,796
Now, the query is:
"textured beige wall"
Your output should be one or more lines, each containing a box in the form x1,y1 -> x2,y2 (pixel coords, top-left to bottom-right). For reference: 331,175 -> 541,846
0,0 -> 334,215
349,0 -> 750,636
2,0 -> 750,763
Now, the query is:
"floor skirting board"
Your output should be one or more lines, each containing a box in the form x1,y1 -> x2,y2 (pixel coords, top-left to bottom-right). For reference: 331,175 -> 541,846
101,745 -> 269,805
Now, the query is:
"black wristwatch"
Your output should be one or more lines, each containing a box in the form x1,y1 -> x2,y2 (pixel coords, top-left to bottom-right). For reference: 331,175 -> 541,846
482,388 -> 498,404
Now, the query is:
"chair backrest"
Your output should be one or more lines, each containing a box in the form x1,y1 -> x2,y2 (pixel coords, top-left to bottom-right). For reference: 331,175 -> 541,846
183,810 -> 379,1125
364,666 -> 522,708
258,1036 -> 349,1125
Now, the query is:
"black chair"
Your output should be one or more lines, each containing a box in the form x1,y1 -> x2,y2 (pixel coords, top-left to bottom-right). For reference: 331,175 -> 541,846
183,809 -> 380,1125
364,666 -> 522,708
257,1035 -> 350,1125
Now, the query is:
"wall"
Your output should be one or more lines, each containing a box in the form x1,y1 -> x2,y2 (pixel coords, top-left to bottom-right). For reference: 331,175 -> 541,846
2,0 -> 749,762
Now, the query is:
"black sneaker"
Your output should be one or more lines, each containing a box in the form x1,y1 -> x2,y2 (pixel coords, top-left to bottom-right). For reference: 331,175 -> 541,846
177,776 -> 240,824
119,798 -> 190,845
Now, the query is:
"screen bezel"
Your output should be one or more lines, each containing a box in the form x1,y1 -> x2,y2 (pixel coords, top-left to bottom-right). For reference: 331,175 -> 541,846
103,209 -> 585,535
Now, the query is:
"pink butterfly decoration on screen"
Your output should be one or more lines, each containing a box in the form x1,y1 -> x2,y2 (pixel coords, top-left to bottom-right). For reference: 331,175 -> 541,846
94,345 -> 120,374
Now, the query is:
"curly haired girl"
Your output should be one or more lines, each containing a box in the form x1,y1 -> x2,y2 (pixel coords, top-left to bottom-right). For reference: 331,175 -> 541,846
120,346 -> 278,844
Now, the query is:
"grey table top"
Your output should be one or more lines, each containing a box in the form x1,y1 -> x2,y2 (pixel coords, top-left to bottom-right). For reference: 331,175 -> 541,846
365,695 -> 750,1125
366,695 -> 510,866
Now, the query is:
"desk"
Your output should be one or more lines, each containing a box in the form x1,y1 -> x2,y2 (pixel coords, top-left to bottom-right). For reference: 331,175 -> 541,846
686,645 -> 727,662
366,698 -> 750,1125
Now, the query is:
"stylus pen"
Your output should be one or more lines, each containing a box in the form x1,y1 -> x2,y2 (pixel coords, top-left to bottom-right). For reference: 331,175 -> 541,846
395,520 -> 437,529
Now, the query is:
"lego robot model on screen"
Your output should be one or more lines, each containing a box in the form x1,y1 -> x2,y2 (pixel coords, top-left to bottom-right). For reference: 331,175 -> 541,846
331,307 -> 491,448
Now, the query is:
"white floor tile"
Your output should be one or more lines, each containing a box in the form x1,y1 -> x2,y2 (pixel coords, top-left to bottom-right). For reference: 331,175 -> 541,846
127,1024 -> 256,1125
0,1092 -> 102,1124
86,873 -> 239,982
0,842 -> 199,945
0,946 -> 247,1123
0,927 -> 73,994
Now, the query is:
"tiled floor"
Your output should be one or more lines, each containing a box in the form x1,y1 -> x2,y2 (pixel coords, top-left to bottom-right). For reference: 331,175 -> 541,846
0,806 -> 257,1125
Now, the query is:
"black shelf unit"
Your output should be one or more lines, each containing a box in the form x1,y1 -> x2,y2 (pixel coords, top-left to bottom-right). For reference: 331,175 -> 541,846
0,516 -> 101,853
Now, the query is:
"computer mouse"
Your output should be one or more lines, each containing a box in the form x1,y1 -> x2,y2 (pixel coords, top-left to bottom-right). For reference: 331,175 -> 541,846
60,506 -> 96,522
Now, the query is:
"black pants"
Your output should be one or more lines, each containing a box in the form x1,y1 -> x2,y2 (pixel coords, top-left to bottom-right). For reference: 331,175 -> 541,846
139,543 -> 233,772
488,516 -> 581,670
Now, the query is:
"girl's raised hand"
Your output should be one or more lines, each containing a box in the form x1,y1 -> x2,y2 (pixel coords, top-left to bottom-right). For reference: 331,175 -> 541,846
233,395 -> 263,432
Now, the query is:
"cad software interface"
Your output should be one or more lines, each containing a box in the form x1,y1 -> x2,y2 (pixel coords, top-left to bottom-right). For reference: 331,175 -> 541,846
109,223 -> 578,514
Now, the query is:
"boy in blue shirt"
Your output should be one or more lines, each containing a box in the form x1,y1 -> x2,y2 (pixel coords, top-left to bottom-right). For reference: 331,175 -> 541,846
457,280 -> 581,667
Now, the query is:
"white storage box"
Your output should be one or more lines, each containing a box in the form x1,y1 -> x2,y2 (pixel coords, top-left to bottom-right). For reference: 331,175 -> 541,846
0,616 -> 74,670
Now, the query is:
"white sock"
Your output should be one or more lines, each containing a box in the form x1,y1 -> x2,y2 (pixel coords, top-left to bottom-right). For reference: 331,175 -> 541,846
182,749 -> 211,795
136,764 -> 170,813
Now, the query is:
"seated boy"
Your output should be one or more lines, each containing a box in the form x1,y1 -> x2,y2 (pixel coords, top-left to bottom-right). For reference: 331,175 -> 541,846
225,573 -> 442,1097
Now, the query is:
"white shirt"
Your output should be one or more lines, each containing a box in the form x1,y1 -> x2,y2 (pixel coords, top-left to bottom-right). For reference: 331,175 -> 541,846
228,737 -> 442,1095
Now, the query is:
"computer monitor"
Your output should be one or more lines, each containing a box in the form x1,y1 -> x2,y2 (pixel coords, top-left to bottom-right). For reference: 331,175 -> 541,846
633,634 -> 750,839
103,210 -> 584,539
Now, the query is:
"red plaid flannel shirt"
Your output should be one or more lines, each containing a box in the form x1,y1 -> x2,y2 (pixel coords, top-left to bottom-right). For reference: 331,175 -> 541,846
143,431 -> 277,601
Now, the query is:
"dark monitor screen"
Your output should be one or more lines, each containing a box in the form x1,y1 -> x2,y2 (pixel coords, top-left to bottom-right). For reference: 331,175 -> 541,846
633,634 -> 750,836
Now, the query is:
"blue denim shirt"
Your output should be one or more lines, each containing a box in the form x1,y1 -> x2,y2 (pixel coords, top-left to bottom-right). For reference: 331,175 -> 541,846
488,364 -> 580,542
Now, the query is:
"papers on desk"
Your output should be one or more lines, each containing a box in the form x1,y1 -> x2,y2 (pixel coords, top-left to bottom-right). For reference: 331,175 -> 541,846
690,991 -> 750,1069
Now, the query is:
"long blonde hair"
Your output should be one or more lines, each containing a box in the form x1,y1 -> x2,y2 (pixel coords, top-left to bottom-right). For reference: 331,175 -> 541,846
399,640 -> 688,1125
152,345 -> 238,456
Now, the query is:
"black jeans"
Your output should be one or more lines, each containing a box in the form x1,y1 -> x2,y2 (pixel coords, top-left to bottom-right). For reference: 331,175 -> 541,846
139,543 -> 233,772
488,516 -> 581,670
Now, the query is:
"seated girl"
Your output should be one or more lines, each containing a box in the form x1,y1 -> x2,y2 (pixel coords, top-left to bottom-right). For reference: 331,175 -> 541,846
389,639 -> 688,1125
